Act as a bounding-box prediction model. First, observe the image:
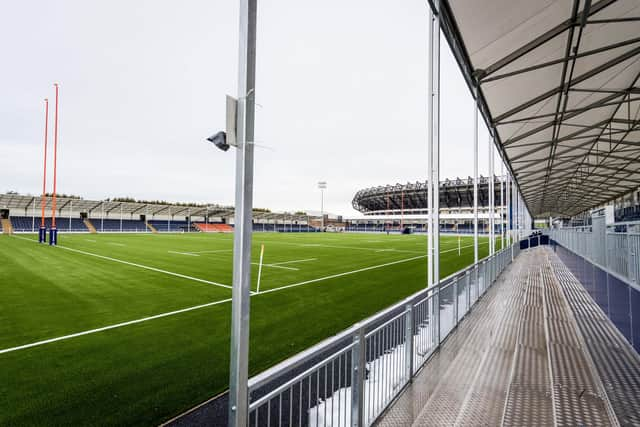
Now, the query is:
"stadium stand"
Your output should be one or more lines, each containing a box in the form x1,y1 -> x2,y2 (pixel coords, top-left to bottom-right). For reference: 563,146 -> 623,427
352,176 -> 505,214
9,216 -> 88,232
93,219 -> 148,232
195,223 -> 234,232
615,205 -> 640,222
148,220 -> 190,232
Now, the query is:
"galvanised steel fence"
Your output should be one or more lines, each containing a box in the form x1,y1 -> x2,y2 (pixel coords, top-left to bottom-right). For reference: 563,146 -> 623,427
551,228 -> 639,285
246,243 -> 520,427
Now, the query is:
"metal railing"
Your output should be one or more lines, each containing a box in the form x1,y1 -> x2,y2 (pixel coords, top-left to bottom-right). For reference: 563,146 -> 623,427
551,228 -> 639,285
246,243 -> 520,426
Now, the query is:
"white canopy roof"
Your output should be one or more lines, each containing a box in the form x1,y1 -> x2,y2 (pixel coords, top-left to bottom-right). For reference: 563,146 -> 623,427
439,0 -> 640,216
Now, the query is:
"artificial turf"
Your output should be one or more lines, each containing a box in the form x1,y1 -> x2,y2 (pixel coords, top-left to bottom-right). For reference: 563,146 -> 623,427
0,231 -> 501,425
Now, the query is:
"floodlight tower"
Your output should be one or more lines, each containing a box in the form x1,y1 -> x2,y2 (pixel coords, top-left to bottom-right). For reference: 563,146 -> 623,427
318,181 -> 327,230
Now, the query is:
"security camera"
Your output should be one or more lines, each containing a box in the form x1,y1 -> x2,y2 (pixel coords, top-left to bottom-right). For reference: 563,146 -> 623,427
207,131 -> 229,151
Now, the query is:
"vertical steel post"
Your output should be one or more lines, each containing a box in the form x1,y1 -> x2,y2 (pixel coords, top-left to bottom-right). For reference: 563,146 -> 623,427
473,81 -> 479,264
69,200 -> 72,231
405,304 -> 414,380
507,172 -> 511,247
488,137 -> 494,255
228,1 -> 257,425
351,327 -> 365,427
500,163 -> 504,249
427,0 -> 440,288
120,204 -> 123,232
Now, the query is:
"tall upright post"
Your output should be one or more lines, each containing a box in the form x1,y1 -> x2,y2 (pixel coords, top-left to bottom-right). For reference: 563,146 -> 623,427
488,137 -> 494,255
39,98 -> 49,243
500,162 -> 504,249
507,172 -> 511,246
427,0 -> 440,288
318,181 -> 327,231
49,84 -> 60,245
101,202 -> 105,232
228,0 -> 257,425
69,200 -> 73,231
120,205 -> 123,232
473,82 -> 479,264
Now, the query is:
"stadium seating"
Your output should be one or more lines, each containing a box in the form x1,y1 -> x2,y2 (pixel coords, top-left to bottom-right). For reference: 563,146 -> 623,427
93,219 -> 148,232
615,205 -> 640,222
194,223 -> 234,232
10,216 -> 89,232
148,220 -> 190,232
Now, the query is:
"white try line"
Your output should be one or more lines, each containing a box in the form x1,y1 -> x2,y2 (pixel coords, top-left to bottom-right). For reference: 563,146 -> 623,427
168,249 -> 232,256
0,253 -> 426,355
0,297 -> 233,355
2,237 -> 495,355
108,242 -> 126,247
10,234 -> 232,291
259,254 -> 427,295
54,245 -> 233,290
258,263 -> 298,271
287,242 -> 425,254
168,251 -> 200,257
269,258 -> 317,266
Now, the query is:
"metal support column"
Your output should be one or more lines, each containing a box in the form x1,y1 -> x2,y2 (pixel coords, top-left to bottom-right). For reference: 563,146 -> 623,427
228,0 -> 257,425
473,80 -> 479,264
507,172 -> 511,248
489,138 -> 494,255
500,163 -> 504,249
427,0 -> 440,288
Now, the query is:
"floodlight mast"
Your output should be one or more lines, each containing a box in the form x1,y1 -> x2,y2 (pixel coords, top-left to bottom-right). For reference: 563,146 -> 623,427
318,181 -> 327,230
228,0 -> 257,426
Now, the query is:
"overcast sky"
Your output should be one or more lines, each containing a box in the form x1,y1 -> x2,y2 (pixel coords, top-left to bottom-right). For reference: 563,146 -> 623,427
0,0 -> 497,217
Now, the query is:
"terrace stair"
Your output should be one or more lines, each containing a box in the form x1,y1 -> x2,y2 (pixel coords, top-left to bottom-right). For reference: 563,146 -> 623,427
1,218 -> 13,234
83,219 -> 97,233
146,222 -> 158,233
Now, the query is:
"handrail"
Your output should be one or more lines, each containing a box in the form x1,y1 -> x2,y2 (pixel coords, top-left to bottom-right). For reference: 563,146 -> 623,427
245,242 -> 522,427
248,246 -> 508,391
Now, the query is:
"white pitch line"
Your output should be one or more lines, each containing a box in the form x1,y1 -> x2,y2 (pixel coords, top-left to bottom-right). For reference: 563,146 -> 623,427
0,254 -> 426,355
285,242 -> 424,254
269,258 -> 317,266
108,242 -> 126,247
259,254 -> 427,295
168,251 -> 200,257
2,235 -> 496,355
85,239 -> 97,243
50,243 -> 232,290
0,297 -> 233,355
188,249 -> 233,254
258,263 -> 298,271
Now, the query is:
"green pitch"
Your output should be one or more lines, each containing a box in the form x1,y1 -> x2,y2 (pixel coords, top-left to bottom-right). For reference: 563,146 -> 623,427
0,231 -> 501,425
